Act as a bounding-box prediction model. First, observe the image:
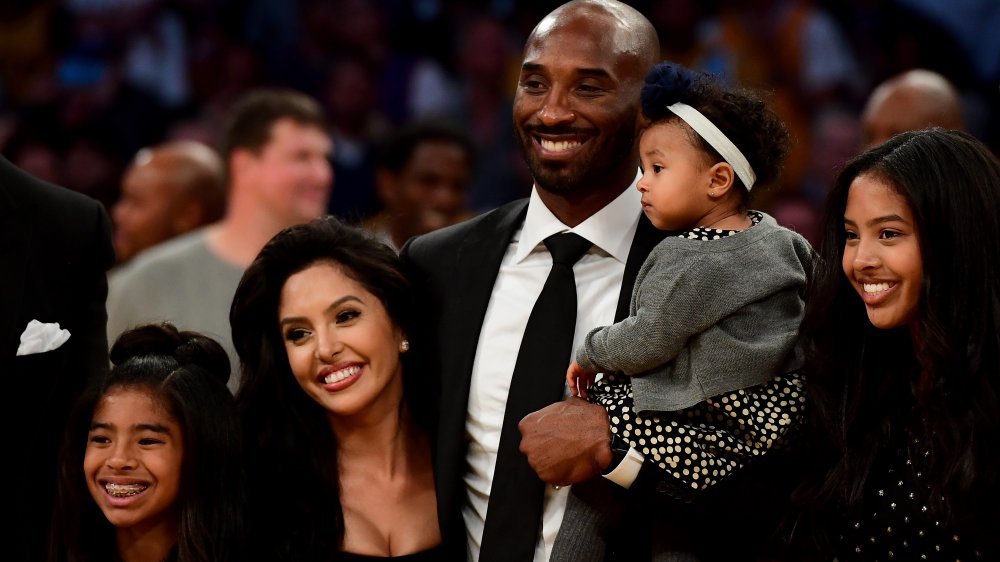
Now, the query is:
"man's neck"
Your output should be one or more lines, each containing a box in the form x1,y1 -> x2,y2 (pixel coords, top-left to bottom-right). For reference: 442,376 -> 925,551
536,178 -> 634,228
205,210 -> 287,269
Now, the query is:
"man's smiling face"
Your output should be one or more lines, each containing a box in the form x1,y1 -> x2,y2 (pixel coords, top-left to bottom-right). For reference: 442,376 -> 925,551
512,8 -> 644,197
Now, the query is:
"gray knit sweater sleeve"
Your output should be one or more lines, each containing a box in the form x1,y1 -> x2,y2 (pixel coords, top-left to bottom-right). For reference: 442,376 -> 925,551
575,250 -> 712,374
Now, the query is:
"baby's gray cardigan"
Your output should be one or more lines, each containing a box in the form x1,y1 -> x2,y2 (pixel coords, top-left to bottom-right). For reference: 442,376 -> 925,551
576,212 -> 814,413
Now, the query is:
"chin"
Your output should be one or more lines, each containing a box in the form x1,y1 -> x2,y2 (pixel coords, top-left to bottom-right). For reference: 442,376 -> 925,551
866,311 -> 907,330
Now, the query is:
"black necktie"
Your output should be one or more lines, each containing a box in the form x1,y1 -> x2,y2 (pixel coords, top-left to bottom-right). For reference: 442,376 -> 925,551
479,232 -> 593,562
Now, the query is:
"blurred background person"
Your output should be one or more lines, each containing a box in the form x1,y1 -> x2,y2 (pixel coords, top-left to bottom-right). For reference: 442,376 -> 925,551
111,140 -> 225,265
322,54 -> 388,221
444,13 -> 528,212
1,1 -> 999,234
107,88 -> 332,390
364,120 -> 475,251
861,68 -> 966,149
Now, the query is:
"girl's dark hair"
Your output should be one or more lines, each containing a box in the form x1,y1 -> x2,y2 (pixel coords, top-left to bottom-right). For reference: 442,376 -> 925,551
229,216 -> 431,559
640,62 -> 790,205
794,129 -> 1000,553
49,323 -> 245,562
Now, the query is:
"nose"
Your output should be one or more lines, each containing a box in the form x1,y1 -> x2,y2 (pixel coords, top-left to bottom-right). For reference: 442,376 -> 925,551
852,239 -> 881,271
430,184 -> 463,213
537,88 -> 575,128
637,175 -> 649,193
315,157 -> 333,189
315,328 -> 343,362
106,442 -> 136,471
316,158 -> 333,187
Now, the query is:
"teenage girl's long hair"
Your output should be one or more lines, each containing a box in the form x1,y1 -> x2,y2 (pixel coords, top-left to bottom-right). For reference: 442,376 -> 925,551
49,323 -> 246,562
793,129 -> 1000,553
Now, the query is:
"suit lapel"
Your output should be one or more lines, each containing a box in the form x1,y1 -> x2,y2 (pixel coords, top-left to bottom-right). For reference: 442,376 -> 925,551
439,200 -> 528,396
434,200 -> 528,539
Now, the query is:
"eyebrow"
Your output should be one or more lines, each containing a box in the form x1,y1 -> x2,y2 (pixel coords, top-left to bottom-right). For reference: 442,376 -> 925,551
521,63 -> 612,80
279,295 -> 364,327
843,214 -> 909,227
89,421 -> 172,434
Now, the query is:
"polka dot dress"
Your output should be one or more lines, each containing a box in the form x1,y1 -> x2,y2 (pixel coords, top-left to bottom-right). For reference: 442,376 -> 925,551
592,371 -> 804,501
589,212 -> 806,501
837,434 -> 987,561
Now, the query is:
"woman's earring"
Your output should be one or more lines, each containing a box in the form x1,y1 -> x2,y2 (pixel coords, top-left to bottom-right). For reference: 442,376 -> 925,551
399,339 -> 410,353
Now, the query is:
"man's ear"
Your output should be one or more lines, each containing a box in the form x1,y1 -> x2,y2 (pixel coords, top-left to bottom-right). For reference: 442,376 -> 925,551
171,197 -> 206,233
707,162 -> 735,199
230,148 -> 256,178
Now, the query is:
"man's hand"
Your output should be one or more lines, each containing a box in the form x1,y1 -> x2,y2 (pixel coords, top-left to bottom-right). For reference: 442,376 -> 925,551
518,397 -> 614,486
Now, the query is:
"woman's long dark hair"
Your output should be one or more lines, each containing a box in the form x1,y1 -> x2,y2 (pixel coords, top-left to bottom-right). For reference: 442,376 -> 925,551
48,323 -> 246,562
230,216 -> 431,560
795,129 -> 1000,552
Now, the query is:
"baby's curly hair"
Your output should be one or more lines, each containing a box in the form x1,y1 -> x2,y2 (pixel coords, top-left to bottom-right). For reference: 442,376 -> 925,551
641,62 -> 790,200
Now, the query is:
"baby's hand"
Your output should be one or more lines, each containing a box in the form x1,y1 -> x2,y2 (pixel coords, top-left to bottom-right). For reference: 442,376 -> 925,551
566,361 -> 597,399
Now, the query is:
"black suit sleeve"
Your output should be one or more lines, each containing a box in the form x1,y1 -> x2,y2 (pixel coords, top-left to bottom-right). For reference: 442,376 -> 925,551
74,199 -> 115,378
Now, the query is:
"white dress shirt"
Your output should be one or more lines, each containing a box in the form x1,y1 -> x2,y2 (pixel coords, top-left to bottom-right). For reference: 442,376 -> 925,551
463,175 -> 642,562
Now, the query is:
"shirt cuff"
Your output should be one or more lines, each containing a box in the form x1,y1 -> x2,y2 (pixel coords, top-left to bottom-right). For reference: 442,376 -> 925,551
601,446 -> 644,489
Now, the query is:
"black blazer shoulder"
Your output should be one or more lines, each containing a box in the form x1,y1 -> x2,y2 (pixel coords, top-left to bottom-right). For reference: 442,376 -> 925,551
0,151 -> 114,388
404,199 -> 528,269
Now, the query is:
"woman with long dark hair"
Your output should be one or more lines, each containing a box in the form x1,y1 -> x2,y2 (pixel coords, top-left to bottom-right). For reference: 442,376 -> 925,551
230,216 -> 446,560
793,128 -> 1000,560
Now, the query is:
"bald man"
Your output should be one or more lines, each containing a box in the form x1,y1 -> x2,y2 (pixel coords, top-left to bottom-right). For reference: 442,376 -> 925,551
861,69 -> 965,148
112,141 -> 226,264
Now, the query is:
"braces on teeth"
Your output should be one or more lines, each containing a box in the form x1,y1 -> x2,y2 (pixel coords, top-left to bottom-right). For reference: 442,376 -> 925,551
105,483 -> 147,497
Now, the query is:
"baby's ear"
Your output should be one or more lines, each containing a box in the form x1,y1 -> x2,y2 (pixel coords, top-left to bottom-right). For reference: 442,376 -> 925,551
707,162 -> 735,198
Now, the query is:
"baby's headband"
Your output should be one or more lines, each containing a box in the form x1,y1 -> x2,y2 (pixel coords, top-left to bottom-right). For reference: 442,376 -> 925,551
666,102 -> 756,190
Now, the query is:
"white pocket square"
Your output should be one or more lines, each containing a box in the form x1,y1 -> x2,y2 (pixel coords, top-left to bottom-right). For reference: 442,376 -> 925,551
17,320 -> 71,356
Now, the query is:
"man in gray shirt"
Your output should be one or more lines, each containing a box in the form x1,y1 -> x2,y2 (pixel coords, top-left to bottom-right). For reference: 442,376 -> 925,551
107,89 -> 333,390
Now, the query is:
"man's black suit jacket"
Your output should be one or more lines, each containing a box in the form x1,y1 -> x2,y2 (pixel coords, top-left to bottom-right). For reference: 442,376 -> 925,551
0,155 -> 114,561
401,199 -> 666,559
402,199 -> 804,561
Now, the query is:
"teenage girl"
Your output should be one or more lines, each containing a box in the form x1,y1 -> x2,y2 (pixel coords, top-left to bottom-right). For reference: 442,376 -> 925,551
49,323 -> 245,562
792,129 -> 1000,560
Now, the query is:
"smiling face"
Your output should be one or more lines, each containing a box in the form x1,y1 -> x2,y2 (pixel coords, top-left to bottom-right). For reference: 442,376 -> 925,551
512,7 -> 645,197
278,261 -> 406,423
842,173 -> 924,330
636,120 -> 716,231
84,388 -> 183,538
245,118 -> 333,227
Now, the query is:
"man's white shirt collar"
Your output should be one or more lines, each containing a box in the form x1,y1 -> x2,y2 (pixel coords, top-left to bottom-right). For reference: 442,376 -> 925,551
515,170 -> 643,264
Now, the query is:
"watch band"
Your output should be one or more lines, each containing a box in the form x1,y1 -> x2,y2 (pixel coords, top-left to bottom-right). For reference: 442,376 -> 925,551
601,433 -> 630,475
601,433 -> 645,489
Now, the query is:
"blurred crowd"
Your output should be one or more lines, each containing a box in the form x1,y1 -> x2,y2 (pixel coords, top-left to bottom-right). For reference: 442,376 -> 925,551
1,0 -> 998,257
